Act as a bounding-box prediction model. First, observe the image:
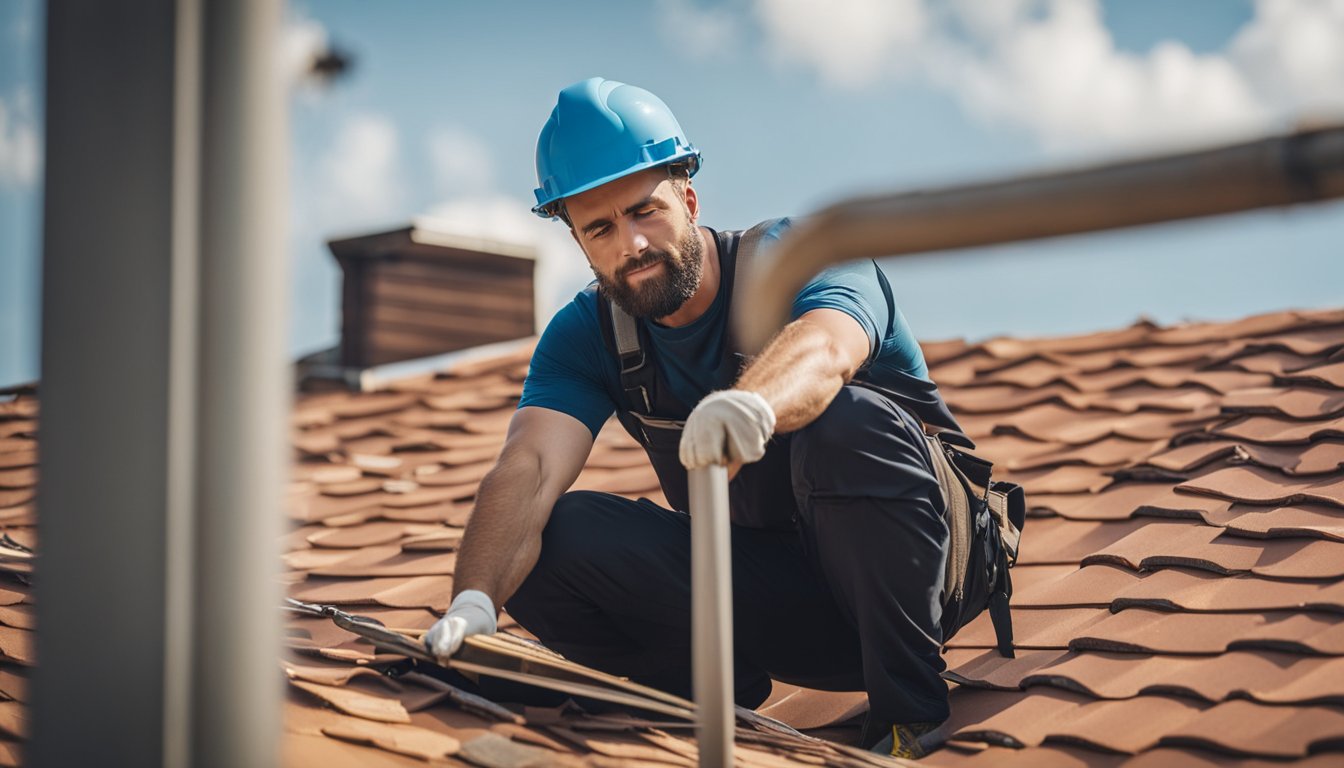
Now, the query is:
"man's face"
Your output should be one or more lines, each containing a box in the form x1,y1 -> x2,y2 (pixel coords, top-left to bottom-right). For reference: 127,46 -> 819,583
564,167 -> 704,320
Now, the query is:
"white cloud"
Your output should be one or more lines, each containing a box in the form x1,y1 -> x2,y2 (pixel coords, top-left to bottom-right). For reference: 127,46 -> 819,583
749,0 -> 1344,152
754,0 -> 927,87
657,0 -> 741,59
1230,0 -> 1344,118
427,127 -> 494,197
282,10 -> 330,89
0,94 -> 40,187
317,114 -> 403,229
421,196 -> 594,325
927,0 -> 1268,152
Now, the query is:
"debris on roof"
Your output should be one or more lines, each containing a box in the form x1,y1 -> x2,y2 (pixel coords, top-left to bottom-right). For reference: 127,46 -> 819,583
2,306 -> 1343,765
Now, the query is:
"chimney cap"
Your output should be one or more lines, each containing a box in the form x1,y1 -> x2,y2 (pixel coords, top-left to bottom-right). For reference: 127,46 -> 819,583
327,219 -> 538,264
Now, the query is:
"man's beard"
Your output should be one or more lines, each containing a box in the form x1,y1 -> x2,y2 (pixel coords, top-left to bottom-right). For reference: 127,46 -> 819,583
594,227 -> 704,320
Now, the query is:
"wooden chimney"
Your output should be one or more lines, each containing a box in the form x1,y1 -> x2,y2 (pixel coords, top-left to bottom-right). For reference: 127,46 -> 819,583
327,223 -> 537,368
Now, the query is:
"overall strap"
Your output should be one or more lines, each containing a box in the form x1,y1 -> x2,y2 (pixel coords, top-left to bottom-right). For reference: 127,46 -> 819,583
724,218 -> 783,355
600,300 -> 657,416
600,218 -> 787,417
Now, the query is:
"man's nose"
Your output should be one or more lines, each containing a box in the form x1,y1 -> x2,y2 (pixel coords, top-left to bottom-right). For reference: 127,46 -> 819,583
619,221 -> 649,258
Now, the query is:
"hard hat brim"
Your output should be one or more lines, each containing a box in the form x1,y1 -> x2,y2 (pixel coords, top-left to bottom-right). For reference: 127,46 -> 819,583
531,151 -> 701,219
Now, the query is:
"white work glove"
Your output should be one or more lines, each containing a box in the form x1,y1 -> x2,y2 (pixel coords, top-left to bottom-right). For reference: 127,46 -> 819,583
423,589 -> 497,663
679,389 -> 777,470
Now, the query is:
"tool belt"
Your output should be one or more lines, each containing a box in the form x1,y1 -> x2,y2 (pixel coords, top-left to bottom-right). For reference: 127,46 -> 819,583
922,427 -> 1025,658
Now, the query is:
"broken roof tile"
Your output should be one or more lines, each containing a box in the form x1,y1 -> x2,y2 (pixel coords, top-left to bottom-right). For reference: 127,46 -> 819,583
289,679 -> 412,724
320,719 -> 461,762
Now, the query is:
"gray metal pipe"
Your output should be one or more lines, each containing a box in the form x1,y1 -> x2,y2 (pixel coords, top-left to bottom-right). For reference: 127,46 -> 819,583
34,1 -> 286,764
689,465 -> 735,768
192,1 -> 289,765
736,125 -> 1344,352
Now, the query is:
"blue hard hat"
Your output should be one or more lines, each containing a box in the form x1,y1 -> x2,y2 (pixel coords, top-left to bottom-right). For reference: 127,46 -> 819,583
532,77 -> 701,218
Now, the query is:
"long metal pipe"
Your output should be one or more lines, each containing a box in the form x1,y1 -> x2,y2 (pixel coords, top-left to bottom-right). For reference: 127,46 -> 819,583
34,2 -> 286,765
192,1 -> 289,765
736,125 -> 1344,352
689,464 -> 735,768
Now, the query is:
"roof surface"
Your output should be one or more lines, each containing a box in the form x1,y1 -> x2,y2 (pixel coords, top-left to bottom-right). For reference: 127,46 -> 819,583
2,307 -> 1343,765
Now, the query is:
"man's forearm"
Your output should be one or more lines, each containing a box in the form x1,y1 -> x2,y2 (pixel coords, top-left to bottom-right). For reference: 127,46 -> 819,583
735,316 -> 861,433
451,448 -> 556,608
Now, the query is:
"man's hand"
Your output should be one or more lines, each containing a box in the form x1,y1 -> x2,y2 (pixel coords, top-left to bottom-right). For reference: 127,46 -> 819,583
679,389 -> 776,469
424,590 -> 497,663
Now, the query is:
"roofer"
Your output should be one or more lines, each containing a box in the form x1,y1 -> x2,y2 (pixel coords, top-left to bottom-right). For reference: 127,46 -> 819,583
425,77 -> 1021,759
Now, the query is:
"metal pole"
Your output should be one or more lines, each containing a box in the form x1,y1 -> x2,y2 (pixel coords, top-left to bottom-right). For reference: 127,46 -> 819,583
736,125 -> 1344,352
35,1 -> 183,763
35,1 -> 287,765
689,465 -> 734,768
193,1 -> 288,766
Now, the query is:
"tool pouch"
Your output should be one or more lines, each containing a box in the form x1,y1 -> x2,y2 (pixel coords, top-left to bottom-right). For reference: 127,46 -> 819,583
923,431 -> 1025,658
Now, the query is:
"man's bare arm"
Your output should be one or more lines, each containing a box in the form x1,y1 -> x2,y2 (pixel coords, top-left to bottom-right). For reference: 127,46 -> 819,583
451,406 -> 594,606
735,308 -> 871,433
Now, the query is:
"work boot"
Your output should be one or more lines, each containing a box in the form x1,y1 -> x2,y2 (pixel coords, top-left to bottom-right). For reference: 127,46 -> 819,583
868,721 -> 941,760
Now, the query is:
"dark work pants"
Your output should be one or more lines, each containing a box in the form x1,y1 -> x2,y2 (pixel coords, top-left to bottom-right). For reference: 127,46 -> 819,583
505,385 -> 952,730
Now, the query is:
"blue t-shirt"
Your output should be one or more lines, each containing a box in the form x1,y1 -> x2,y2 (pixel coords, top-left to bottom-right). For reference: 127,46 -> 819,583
520,218 -> 935,437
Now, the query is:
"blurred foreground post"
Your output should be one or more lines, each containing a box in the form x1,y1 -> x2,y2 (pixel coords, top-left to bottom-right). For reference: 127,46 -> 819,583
34,2 -> 287,766
689,465 -> 734,768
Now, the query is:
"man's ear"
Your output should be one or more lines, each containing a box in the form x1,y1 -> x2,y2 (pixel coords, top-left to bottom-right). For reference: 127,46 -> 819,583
683,181 -> 699,224
569,228 -> 595,266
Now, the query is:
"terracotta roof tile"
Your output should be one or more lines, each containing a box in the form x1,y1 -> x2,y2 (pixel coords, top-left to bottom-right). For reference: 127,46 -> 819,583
1284,361 -> 1344,389
8,307 -> 1344,764
1014,518 -> 1150,564
1071,608 -> 1344,655
944,688 -> 1209,753
1028,484 -> 1236,521
1166,700 -> 1344,759
1213,413 -> 1344,444
1178,465 -> 1344,508
1222,505 -> 1344,540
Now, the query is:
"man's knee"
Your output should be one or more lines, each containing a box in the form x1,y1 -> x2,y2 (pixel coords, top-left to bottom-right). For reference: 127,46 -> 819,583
791,386 -> 931,500
537,490 -> 605,562
794,386 -> 871,458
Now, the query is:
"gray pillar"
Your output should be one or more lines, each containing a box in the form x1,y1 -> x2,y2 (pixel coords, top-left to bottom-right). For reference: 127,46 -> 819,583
192,1 -> 288,765
34,1 -> 287,765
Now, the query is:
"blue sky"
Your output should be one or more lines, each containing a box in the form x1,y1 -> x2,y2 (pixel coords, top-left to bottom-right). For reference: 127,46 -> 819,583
3,0 -> 1343,387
